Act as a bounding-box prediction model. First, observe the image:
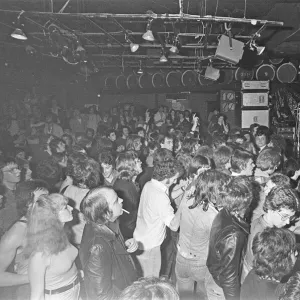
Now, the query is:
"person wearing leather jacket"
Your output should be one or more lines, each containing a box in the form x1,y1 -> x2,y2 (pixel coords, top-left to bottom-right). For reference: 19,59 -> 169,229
206,176 -> 253,300
79,187 -> 138,300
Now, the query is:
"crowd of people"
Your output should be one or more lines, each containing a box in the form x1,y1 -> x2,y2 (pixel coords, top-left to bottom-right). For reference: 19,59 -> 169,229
1,93 -> 300,300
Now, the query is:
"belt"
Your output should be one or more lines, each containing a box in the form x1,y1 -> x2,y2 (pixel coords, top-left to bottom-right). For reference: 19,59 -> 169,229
45,276 -> 79,295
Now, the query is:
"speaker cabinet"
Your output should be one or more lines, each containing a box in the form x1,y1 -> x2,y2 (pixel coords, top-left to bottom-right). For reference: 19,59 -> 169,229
241,92 -> 269,107
241,110 -> 269,128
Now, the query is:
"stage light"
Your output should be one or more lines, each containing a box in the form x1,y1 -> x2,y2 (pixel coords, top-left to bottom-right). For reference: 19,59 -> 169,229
11,11 -> 27,40
142,20 -> 155,42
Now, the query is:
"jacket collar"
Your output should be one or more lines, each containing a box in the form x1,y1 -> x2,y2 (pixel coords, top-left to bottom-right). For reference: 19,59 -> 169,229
91,221 -> 119,242
223,208 -> 250,235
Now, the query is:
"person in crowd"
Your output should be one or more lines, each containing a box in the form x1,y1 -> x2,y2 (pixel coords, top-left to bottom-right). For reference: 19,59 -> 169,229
79,187 -> 138,300
206,176 -> 253,300
44,112 -> 64,138
26,193 -> 79,300
126,134 -> 143,154
106,129 -> 117,150
86,105 -> 100,134
243,185 -> 298,282
176,170 -> 231,298
133,150 -> 184,277
98,151 -> 118,187
119,277 -> 180,300
113,151 -> 142,239
159,134 -> 174,152
36,158 -> 63,192
252,173 -> 291,221
0,180 -> 48,300
230,149 -> 255,177
0,158 -> 21,237
279,272 -> 300,300
69,108 -> 87,134
283,158 -> 300,190
86,128 -> 95,140
254,147 -> 281,185
61,156 -> 101,246
89,136 -> 113,160
154,106 -> 166,128
255,126 -> 271,153
241,227 -> 297,300
213,145 -> 232,175
61,133 -> 73,151
116,126 -> 130,152
210,114 -> 229,135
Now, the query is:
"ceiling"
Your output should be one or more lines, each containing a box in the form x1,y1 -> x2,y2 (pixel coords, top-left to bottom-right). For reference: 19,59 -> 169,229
0,0 -> 299,77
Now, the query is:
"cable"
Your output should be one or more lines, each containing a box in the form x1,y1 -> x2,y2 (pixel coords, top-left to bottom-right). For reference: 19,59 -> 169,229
244,0 -> 247,18
215,0 -> 219,16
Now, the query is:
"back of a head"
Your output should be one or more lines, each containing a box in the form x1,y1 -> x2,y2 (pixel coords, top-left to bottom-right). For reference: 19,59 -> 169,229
256,147 -> 281,171
213,145 -> 232,169
252,227 -> 296,281
231,148 -> 253,174
153,148 -> 173,164
118,277 -> 179,300
263,185 -> 299,213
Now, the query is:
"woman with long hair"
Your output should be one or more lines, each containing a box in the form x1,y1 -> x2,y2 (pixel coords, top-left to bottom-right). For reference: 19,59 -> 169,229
175,170 -> 231,299
26,193 -> 79,300
113,151 -> 142,239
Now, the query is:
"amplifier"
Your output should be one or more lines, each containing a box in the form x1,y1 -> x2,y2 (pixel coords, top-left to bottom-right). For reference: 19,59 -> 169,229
215,35 -> 244,65
277,127 -> 294,133
241,81 -> 269,90
241,92 -> 269,107
241,109 -> 269,128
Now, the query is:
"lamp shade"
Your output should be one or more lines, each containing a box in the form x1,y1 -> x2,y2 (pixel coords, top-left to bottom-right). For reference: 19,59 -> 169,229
142,30 -> 155,42
169,45 -> 179,54
130,42 -> 139,52
11,28 -> 27,40
159,55 -> 168,63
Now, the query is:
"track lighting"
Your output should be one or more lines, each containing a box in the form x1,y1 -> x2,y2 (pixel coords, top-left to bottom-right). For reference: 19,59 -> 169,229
142,20 -> 155,42
169,36 -> 180,54
11,11 -> 27,40
159,48 -> 168,63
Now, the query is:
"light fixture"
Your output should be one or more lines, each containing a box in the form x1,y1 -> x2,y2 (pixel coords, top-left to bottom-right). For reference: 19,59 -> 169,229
11,11 -> 27,40
73,39 -> 87,62
125,34 -> 139,53
249,41 -> 265,55
137,60 -> 143,74
169,36 -> 180,54
159,48 -> 168,63
142,20 -> 155,42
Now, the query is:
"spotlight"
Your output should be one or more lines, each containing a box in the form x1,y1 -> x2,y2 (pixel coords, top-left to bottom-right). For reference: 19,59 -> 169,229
251,43 -> 265,55
74,40 -> 87,62
159,54 -> 168,63
130,42 -> 139,53
11,11 -> 27,40
169,36 -> 180,54
125,34 -> 139,53
142,20 -> 155,42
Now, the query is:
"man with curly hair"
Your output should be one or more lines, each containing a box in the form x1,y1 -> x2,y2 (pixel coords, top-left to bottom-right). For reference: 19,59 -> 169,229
133,149 -> 183,278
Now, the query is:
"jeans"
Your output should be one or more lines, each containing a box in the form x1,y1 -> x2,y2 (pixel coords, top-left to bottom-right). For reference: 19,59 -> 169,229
136,245 -> 161,277
205,272 -> 225,300
175,252 -> 209,299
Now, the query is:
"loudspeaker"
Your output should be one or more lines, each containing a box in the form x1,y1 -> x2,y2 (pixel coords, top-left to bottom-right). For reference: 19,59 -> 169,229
241,110 -> 269,128
205,66 -> 220,81
215,35 -> 244,65
241,93 -> 269,107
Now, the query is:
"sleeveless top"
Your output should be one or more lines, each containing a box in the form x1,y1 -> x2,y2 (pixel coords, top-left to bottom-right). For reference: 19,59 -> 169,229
45,244 -> 78,290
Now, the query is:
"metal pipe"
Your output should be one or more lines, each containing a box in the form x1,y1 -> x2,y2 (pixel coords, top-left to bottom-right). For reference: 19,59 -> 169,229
0,9 -> 284,26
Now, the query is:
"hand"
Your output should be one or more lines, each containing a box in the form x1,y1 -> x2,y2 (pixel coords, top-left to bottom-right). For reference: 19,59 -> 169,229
192,113 -> 199,124
117,145 -> 125,152
125,238 -> 138,253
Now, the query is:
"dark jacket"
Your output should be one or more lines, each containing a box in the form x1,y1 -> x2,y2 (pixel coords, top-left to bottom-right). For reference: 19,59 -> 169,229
79,221 -> 137,300
113,179 -> 139,239
206,208 -> 250,300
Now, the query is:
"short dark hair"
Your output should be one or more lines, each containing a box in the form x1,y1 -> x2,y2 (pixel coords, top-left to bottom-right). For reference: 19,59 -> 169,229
81,187 -> 113,224
222,176 -> 252,214
153,148 -> 173,164
98,151 -> 115,167
279,272 -> 300,300
252,227 -> 296,281
256,147 -> 281,171
119,277 -> 179,300
49,137 -> 65,155
36,159 -> 62,190
153,157 -> 183,182
263,185 -> 299,213
231,149 -> 253,173
213,145 -> 232,169
195,145 -> 214,160
188,154 -> 211,177
256,125 -> 271,143
269,173 -> 290,187
16,180 -> 49,217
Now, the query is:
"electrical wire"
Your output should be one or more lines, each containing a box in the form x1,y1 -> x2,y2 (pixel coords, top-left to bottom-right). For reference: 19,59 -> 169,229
244,0 -> 247,18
